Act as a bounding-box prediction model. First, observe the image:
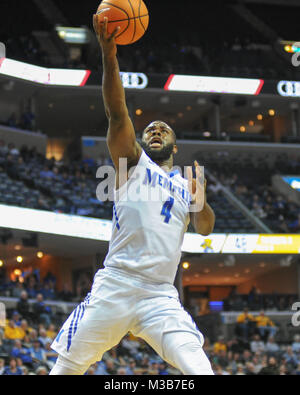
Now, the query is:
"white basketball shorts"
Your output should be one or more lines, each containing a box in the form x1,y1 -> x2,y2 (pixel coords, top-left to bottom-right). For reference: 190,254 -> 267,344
51,267 -> 206,369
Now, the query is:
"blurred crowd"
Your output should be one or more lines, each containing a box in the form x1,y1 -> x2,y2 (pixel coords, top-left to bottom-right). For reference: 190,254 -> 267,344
2,110 -> 36,132
202,150 -> 300,233
0,267 -> 92,303
206,333 -> 300,375
0,139 -> 113,219
1,305 -> 299,375
223,286 -> 298,312
0,269 -> 299,375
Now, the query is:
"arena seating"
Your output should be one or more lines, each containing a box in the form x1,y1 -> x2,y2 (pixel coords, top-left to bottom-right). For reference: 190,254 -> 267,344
197,150 -> 300,233
2,0 -> 296,80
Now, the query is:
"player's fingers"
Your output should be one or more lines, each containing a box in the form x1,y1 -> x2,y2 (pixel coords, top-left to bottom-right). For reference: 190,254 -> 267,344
93,15 -> 100,34
110,26 -> 121,39
186,166 -> 193,188
98,16 -> 107,37
103,16 -> 108,35
187,166 -> 196,196
195,162 -> 202,181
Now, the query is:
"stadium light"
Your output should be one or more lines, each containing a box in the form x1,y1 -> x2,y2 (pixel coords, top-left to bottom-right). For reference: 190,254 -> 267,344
55,26 -> 90,44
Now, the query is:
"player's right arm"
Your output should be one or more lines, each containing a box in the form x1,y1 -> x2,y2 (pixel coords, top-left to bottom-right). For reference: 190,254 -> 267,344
93,15 -> 142,173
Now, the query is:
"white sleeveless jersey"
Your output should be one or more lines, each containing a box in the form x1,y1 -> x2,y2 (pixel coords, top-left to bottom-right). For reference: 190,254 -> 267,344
100,150 -> 192,285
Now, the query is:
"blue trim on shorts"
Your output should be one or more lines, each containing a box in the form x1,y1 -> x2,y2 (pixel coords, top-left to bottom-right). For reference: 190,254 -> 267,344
66,293 -> 91,352
113,203 -> 120,230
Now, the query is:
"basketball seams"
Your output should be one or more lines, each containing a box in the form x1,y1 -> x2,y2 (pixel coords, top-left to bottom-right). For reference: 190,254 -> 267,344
100,1 -> 131,39
98,0 -> 148,44
138,0 -> 146,32
106,14 -> 148,24
127,0 -> 136,43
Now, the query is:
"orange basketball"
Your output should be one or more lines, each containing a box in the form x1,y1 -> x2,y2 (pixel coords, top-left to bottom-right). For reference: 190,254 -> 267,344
96,0 -> 149,45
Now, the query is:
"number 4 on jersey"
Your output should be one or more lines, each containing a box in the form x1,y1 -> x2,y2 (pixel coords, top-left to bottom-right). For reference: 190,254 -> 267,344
161,197 -> 175,224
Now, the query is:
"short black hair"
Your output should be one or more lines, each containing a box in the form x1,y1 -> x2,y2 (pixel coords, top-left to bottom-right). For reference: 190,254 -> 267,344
142,120 -> 177,143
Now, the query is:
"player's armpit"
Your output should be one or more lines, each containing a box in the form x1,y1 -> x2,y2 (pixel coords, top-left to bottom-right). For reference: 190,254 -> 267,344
107,114 -> 142,170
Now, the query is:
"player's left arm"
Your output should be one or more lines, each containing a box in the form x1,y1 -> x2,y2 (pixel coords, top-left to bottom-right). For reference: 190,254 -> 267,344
187,161 -> 215,236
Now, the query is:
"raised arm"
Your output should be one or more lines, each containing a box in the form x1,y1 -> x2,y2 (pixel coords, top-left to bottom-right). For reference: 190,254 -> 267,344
93,15 -> 142,171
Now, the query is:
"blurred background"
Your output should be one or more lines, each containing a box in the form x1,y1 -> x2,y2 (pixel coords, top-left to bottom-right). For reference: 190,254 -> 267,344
0,0 -> 300,375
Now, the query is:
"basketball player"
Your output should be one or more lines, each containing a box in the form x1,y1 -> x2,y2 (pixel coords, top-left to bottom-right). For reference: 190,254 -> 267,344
49,16 -> 215,375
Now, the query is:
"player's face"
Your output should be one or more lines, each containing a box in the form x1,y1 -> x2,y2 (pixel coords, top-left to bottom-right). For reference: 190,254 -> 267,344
141,121 -> 177,162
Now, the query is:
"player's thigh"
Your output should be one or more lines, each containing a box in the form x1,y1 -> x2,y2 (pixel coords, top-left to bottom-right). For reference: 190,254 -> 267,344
52,281 -> 134,367
132,296 -> 204,360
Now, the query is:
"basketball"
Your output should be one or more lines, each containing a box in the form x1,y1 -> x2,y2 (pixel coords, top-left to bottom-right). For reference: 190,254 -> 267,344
96,0 -> 149,45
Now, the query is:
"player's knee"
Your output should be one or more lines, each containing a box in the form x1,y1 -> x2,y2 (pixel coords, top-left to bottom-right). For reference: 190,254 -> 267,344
49,355 -> 88,375
162,332 -> 214,375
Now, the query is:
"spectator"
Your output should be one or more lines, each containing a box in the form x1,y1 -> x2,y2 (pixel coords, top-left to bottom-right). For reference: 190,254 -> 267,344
35,366 -> 48,375
265,337 -> 280,354
20,365 -> 30,375
93,360 -> 109,375
120,333 -> 141,358
158,361 -> 169,375
250,334 -> 265,353
125,358 -> 137,375
105,359 -> 117,375
57,284 -> 74,302
46,324 -> 57,340
292,335 -> 300,354
0,330 -> 11,357
258,356 -> 279,375
279,364 -> 288,375
26,276 -> 37,299
236,307 -> 256,340
44,341 -> 58,369
10,339 -> 33,367
252,355 -> 264,374
16,291 -> 32,323
245,361 -> 257,375
8,143 -> 20,156
255,310 -> 277,341
116,366 -> 127,375
32,293 -> 52,327
38,328 -> 52,348
213,335 -> 227,354
283,346 -> 299,371
235,363 -> 245,375
4,320 -> 24,341
0,140 -> 9,156
11,282 -> 25,298
3,357 -> 23,375
40,282 -> 56,301
39,166 -> 54,179
28,340 -> 47,368
11,311 -> 22,327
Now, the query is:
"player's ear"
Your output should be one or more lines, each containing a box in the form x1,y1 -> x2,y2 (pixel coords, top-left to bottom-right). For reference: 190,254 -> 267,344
173,144 -> 178,155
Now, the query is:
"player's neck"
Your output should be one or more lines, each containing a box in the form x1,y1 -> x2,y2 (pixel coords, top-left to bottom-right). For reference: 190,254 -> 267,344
155,156 -> 173,172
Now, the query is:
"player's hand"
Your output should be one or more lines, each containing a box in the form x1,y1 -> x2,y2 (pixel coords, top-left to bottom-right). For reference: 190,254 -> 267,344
93,15 -> 120,56
187,160 -> 207,212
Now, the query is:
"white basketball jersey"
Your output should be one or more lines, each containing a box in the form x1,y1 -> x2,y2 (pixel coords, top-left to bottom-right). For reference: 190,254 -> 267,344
100,150 -> 192,284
